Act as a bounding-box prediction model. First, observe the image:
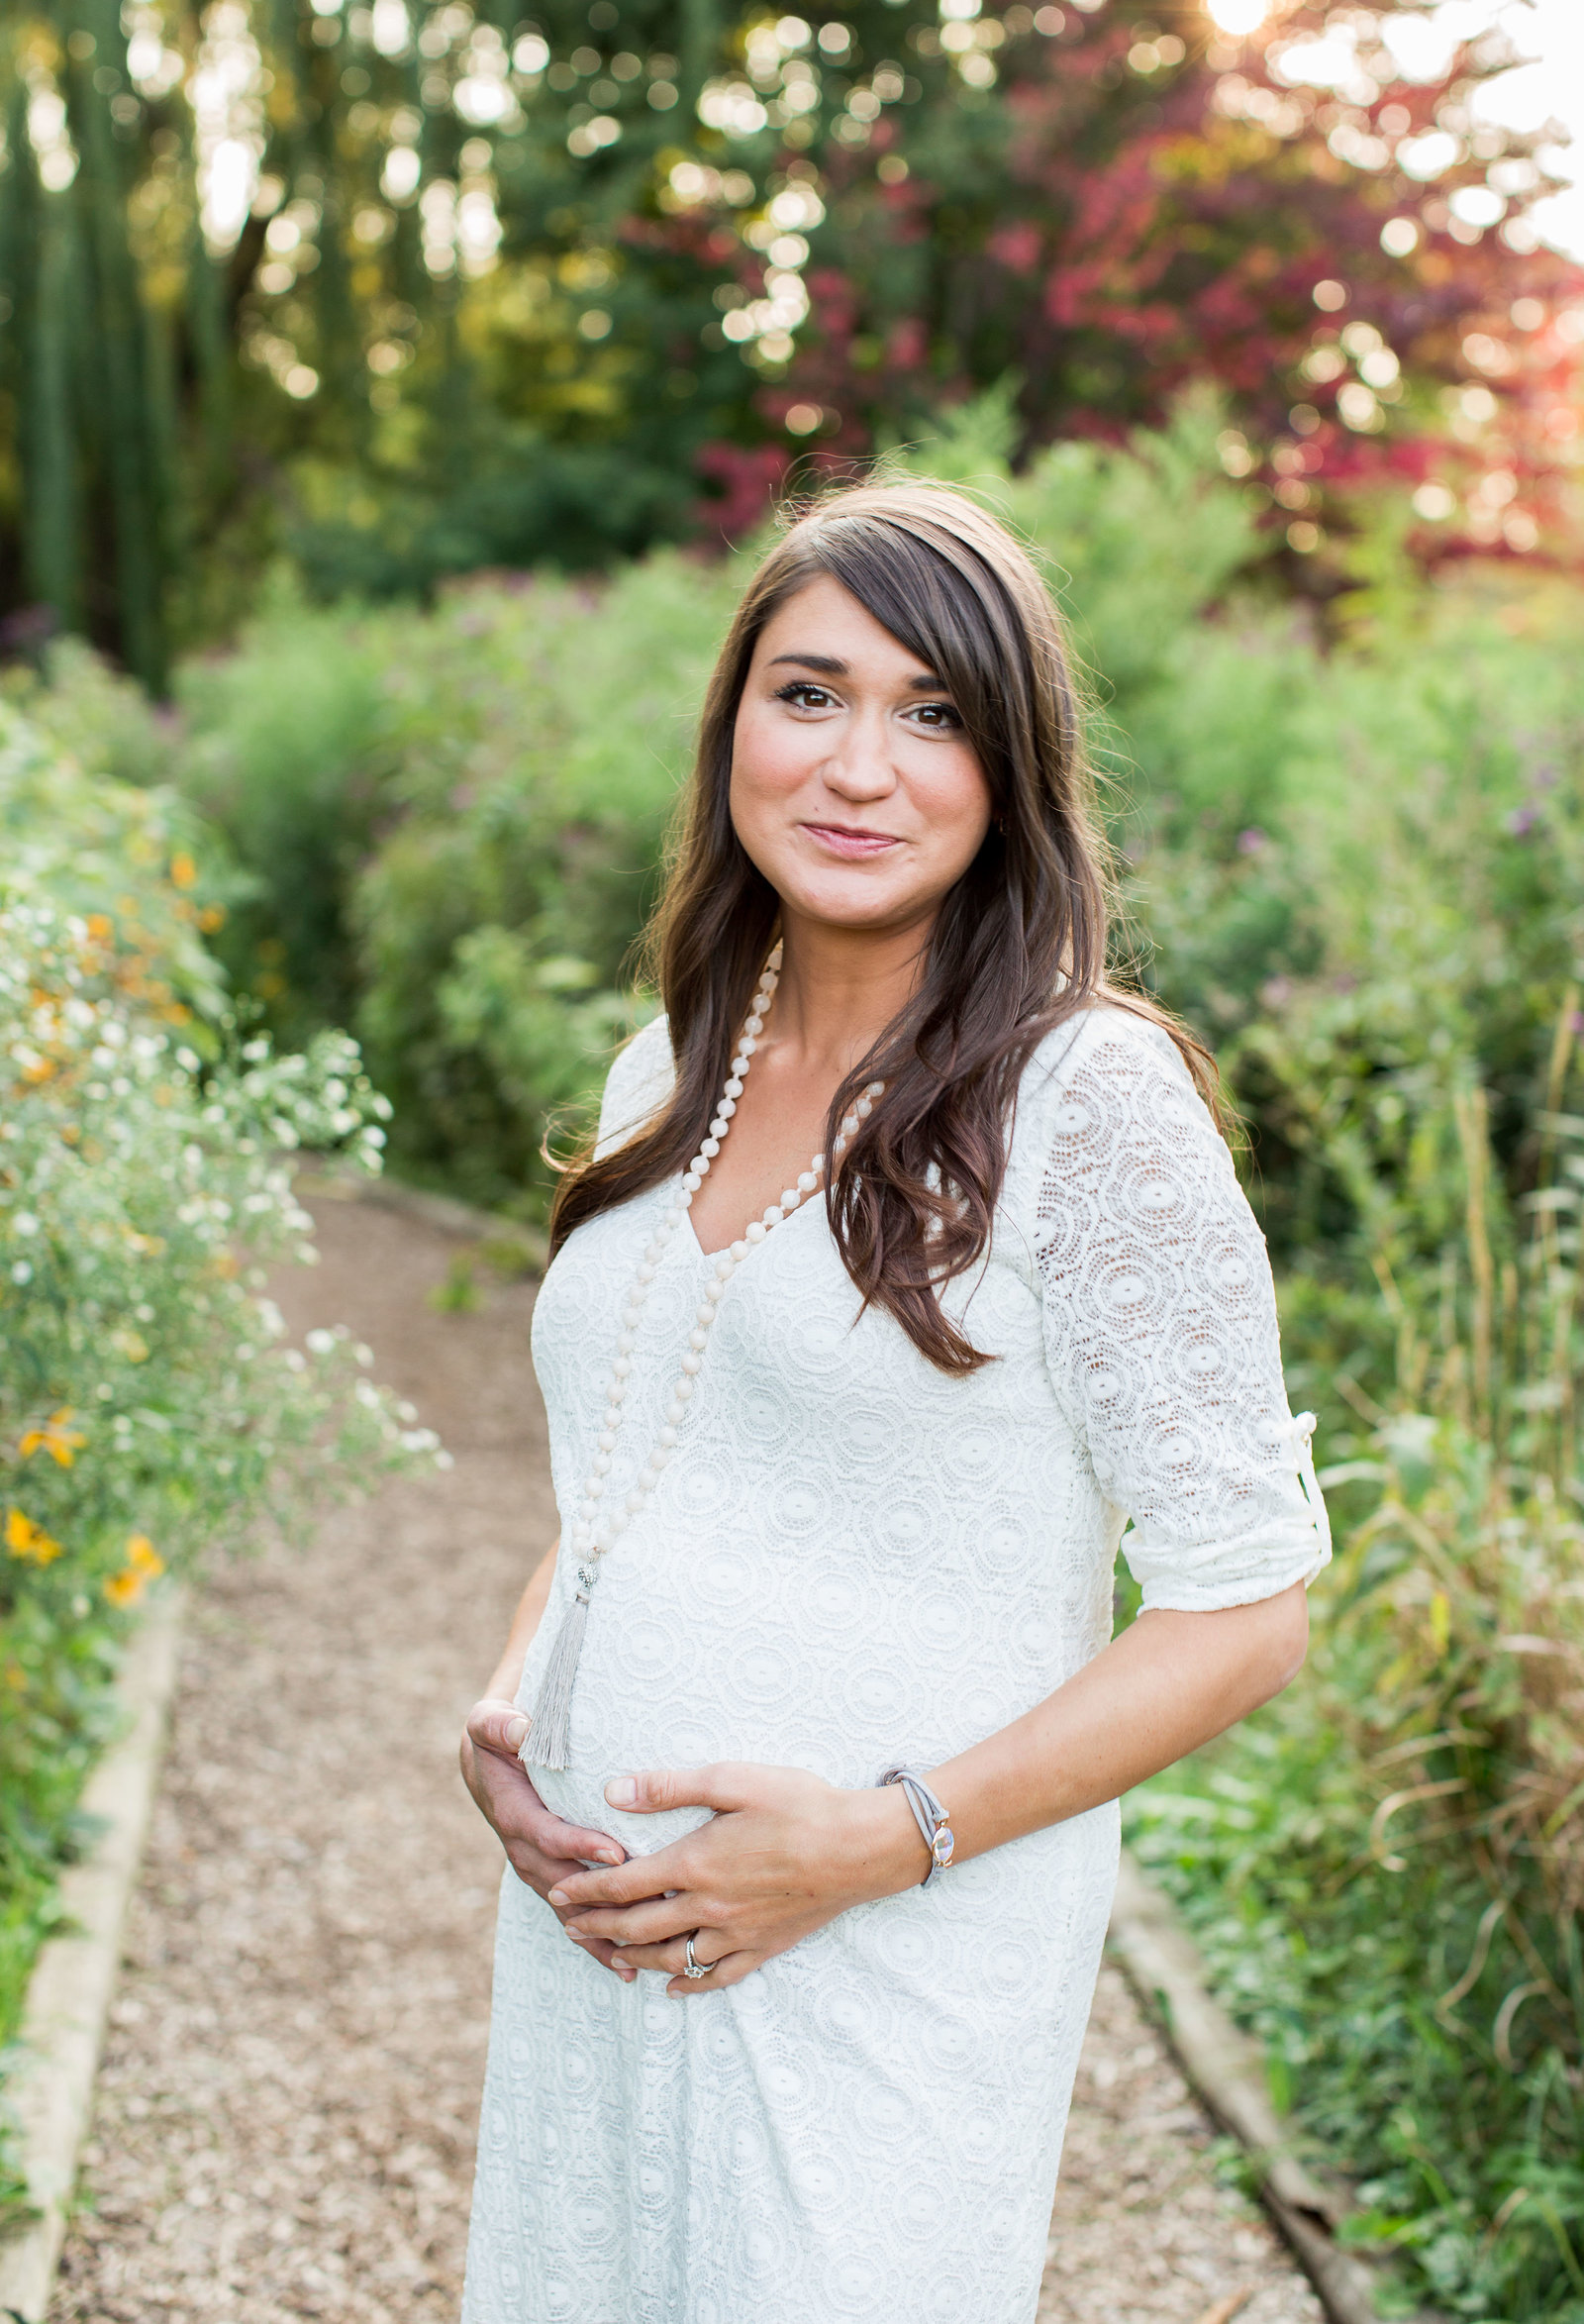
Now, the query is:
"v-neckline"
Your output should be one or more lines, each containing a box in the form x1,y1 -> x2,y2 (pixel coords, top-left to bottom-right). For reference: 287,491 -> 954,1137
677,1174 -> 824,1265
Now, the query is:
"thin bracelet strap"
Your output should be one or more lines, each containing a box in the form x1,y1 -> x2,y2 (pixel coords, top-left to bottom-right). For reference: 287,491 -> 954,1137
879,1766 -> 955,1886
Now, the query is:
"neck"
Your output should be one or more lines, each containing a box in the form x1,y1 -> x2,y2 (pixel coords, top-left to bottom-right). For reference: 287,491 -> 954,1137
767,906 -> 934,1074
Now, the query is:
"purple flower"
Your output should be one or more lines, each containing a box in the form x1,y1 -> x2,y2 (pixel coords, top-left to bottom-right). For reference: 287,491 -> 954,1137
1506,805 -> 1538,837
1237,827 -> 1269,856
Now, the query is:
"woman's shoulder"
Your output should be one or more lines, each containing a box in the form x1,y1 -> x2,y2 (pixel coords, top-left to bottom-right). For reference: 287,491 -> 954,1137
1019,996 -> 1196,1105
594,1012 -> 676,1159
1003,997 -> 1228,1218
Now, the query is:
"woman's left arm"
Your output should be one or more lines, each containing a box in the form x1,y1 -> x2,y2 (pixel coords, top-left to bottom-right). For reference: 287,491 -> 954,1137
548,1582 -> 1308,1993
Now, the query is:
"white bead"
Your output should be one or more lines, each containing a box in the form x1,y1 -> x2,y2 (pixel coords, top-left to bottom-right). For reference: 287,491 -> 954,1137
689,1328 -> 709,1351
740,1037 -> 756,1057
780,1188 -> 800,1210
714,1254 -> 736,1279
701,1138 -> 721,1160
682,1352 -> 703,1374
626,1487 -> 645,1513
682,1170 -> 701,1192
731,1239 -> 749,1263
675,1377 -> 695,1401
638,1262 -> 656,1281
678,1186 -> 694,1208
639,1466 -> 658,1490
731,1056 -> 749,1076
854,1098 -> 872,1120
710,1118 -> 730,1141
867,1079 -> 885,1097
578,1498 -> 596,1523
746,1221 -> 767,1244
662,1207 -> 682,1229
659,1425 -> 678,1447
598,1429 -> 616,1451
725,1077 -> 743,1099
762,1204 -> 783,1227
797,1170 -> 817,1193
617,1332 -> 635,1355
593,1453 -> 611,1474
665,1402 -> 686,1426
613,1356 -> 632,1378
718,1096 -> 737,1118
744,1016 -> 762,1036
705,1277 -> 726,1302
607,1512 -> 627,1540
811,1154 -> 825,1172
587,1477 -> 604,1499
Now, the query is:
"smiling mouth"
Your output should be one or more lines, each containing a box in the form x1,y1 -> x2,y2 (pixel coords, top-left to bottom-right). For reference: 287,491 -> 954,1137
799,822 -> 901,859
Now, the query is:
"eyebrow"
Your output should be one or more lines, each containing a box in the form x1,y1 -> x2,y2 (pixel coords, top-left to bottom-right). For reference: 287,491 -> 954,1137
767,651 -> 950,692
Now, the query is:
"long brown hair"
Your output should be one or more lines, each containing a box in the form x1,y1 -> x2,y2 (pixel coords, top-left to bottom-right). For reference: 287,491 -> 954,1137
549,477 -> 1219,1373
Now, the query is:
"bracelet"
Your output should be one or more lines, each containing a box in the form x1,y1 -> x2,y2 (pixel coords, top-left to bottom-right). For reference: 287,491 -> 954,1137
879,1766 -> 955,1887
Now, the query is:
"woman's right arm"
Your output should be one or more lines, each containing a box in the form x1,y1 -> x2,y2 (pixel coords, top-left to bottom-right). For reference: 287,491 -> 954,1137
460,1549 -> 639,1981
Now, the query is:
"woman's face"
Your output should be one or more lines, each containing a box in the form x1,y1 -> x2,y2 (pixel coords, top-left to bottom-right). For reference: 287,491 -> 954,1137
730,573 -> 993,939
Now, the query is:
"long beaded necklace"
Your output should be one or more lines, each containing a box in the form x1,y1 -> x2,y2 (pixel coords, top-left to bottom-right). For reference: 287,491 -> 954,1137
523,940 -> 885,1771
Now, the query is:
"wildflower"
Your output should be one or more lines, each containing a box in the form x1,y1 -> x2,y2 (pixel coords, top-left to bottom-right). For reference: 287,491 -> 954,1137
20,1407 -> 86,1466
5,1507 -> 62,1564
169,853 -> 198,891
105,1533 -> 164,1605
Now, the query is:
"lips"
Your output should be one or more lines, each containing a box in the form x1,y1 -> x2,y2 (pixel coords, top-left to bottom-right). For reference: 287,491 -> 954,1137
799,823 -> 901,859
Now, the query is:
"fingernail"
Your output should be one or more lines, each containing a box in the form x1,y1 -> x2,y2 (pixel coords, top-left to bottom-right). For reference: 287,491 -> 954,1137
594,1847 -> 622,1865
547,1886 -> 570,1907
611,1955 -> 629,1969
605,1776 -> 638,1807
620,1968 -> 637,1982
505,1715 -> 529,1752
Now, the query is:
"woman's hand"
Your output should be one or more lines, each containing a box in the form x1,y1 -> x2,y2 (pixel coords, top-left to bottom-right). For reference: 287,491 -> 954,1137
460,1699 -> 640,1983
546,1763 -> 927,1996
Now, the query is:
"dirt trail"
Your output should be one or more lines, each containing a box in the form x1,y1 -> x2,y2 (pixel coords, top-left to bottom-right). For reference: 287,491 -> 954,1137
51,1193 -> 1322,2324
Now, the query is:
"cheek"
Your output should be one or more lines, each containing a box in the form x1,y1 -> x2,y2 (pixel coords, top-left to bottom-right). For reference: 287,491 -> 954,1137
731,703 -> 813,805
912,751 -> 993,856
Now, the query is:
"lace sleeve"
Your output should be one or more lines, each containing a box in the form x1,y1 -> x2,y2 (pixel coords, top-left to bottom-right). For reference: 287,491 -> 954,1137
1030,1010 -> 1331,1614
594,1013 -> 676,1161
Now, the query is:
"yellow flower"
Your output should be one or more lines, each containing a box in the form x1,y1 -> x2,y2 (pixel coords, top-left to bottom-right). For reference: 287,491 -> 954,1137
105,1534 -> 164,1605
5,1508 -> 62,1565
169,852 -> 198,890
125,1534 -> 164,1577
20,1408 -> 86,1467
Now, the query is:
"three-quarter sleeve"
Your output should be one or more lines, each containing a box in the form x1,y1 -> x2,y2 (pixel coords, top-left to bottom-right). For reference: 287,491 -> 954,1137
593,1013 -> 676,1160
1029,1007 -> 1331,1613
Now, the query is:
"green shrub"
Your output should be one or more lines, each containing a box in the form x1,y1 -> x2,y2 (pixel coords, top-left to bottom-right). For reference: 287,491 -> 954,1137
0,705 -> 437,2219
1130,703 -> 1584,2319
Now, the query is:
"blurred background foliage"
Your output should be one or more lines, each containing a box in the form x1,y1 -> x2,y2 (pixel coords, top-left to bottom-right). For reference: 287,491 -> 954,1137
1,0 -> 1582,684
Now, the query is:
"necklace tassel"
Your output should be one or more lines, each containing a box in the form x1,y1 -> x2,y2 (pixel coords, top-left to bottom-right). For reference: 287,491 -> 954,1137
522,1583 -> 590,1772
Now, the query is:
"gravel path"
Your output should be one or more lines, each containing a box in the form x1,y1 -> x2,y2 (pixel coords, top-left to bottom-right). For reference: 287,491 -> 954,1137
51,1193 -> 1323,2324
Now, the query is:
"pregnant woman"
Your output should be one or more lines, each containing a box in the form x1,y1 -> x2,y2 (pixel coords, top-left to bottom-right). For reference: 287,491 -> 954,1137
458,479 -> 1331,2324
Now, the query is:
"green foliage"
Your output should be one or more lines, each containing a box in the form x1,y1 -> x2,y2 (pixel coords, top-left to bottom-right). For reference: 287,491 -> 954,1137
0,703 -> 440,2217
172,551 -> 737,1207
2,0 -> 1573,672
1125,616 -> 1584,2317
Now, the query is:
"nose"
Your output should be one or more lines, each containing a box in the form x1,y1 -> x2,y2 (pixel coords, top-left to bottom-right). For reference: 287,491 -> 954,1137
819,706 -> 899,803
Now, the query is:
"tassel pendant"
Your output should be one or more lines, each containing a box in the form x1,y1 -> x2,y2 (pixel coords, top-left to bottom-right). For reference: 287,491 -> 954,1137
522,1567 -> 594,1772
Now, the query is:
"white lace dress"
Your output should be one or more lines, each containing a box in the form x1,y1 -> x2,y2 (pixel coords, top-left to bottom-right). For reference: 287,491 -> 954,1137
462,1003 -> 1330,2324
